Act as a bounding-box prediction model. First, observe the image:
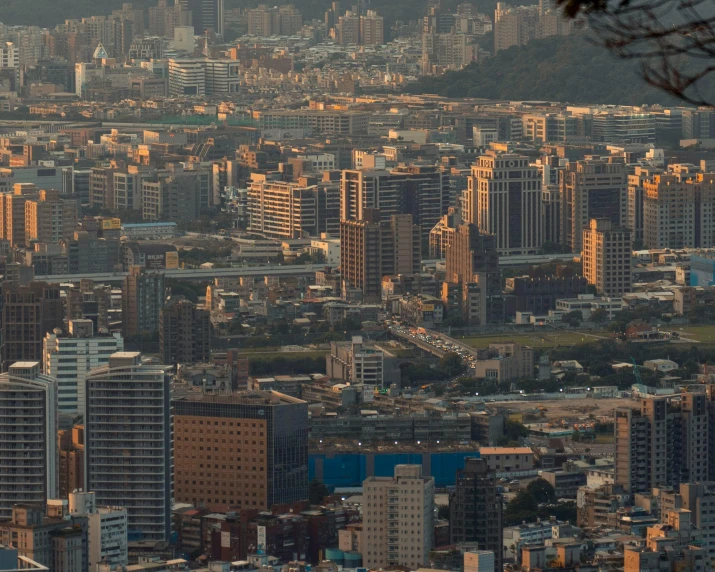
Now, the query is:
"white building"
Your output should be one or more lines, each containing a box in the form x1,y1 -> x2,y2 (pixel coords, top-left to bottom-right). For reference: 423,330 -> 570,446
310,236 -> 340,264
0,362 -> 57,519
168,59 -> 240,96
362,465 -> 435,570
68,491 -> 128,570
43,320 -> 124,415
85,352 -> 172,542
0,42 -> 18,69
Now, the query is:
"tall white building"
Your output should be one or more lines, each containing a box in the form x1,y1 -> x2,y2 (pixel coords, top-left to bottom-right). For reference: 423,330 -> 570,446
43,320 -> 124,416
470,151 -> 543,255
68,491 -> 128,571
85,352 -> 172,542
362,465 -> 435,570
168,59 -> 240,96
0,42 -> 18,68
0,362 -> 57,519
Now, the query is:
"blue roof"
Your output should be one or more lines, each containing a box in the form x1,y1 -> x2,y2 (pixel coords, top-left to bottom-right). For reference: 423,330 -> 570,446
121,222 -> 178,228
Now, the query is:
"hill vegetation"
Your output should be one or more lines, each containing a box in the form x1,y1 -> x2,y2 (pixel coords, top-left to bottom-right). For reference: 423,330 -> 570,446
405,34 -> 712,106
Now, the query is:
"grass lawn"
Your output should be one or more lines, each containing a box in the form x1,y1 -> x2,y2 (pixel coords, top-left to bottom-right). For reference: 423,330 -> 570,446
234,349 -> 329,360
594,435 -> 615,444
673,324 -> 715,344
460,330 -> 613,349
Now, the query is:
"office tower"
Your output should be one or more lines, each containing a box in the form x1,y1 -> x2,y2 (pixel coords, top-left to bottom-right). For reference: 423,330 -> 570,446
443,223 -> 502,325
582,218 -> 632,297
337,11 -> 361,44
449,459 -> 502,572
68,491 -> 128,571
184,0 -> 224,35
0,183 -> 38,247
43,320 -> 124,416
681,108 -> 715,140
560,157 -> 628,252
0,362 -> 57,519
615,392 -> 710,494
1,281 -> 63,371
627,166 -> 660,247
173,390 -> 309,511
340,166 -> 450,238
167,58 -> 241,95
58,425 -> 84,499
362,465 -> 435,569
591,111 -> 656,144
24,189 -> 78,246
360,10 -> 384,44
643,170 -> 715,249
0,504 -> 88,572
325,2 -> 342,34
65,280 -> 114,332
340,210 -> 420,303
470,151 -> 543,255
122,266 -> 166,337
160,296 -> 210,366
86,352 -> 172,542
493,3 -> 539,53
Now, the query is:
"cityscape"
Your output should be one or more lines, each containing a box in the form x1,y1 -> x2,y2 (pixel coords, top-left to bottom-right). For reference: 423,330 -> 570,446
0,0 -> 713,571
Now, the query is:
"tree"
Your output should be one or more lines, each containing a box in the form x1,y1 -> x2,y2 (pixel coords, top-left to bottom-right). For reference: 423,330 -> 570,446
557,0 -> 715,105
562,310 -> 583,327
439,352 -> 465,376
526,479 -> 556,504
309,479 -> 330,505
504,419 -> 530,442
590,308 -> 608,324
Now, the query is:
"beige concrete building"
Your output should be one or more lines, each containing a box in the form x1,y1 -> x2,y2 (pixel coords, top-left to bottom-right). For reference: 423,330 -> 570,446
362,465 -> 435,570
360,11 -> 384,45
0,183 -> 38,246
25,189 -> 78,245
472,342 -> 534,382
477,447 -> 535,473
470,151 -> 543,255
582,218 -> 632,297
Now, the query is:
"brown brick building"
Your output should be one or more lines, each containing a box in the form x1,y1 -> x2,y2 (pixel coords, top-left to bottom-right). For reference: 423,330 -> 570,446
172,391 -> 309,512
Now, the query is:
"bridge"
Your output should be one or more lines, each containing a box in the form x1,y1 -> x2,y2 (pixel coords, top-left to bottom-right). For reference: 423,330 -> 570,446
35,263 -> 337,284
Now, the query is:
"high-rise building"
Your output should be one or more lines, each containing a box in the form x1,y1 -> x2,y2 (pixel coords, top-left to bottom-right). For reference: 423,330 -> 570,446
340,165 -> 450,238
172,390 -> 309,512
337,11 -> 361,44
24,189 -> 78,246
560,157 -> 628,252
43,320 -> 124,416
58,425 -> 84,499
360,10 -> 384,44
443,223 -> 502,325
0,183 -> 39,247
615,392 -> 710,494
168,58 -> 240,96
340,210 -> 420,302
643,169 -> 715,249
470,151 -> 543,255
449,459 -> 502,572
0,42 -> 18,68
627,166 -> 660,247
68,491 -> 128,571
85,352 -> 172,542
362,465 -> 435,569
246,4 -> 302,36
160,296 -> 210,366
0,362 -> 57,519
183,0 -> 225,35
122,266 -> 166,337
582,218 -> 632,297
493,3 -> 539,53
1,281 -> 64,371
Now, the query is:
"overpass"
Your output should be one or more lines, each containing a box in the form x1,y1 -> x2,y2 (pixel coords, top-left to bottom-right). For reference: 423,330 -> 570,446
35,263 -> 337,284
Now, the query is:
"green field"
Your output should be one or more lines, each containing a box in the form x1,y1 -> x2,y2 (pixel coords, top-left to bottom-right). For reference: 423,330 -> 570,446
674,325 -> 715,344
460,330 -> 613,349
234,349 -> 329,360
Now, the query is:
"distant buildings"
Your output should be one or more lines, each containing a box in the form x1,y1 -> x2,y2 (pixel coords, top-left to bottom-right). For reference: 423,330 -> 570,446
122,266 -> 166,337
172,390 -> 309,511
160,296 -> 211,366
362,465 -> 435,569
582,218 -> 632,297
86,352 -> 172,541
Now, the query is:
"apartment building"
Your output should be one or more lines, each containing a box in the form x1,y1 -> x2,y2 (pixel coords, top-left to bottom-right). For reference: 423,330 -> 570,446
122,266 -> 166,337
24,189 -> 78,245
85,352 -> 172,542
450,459 -> 503,572
362,465 -> 435,570
326,336 -> 400,387
627,166 -> 661,247
560,157 -> 628,252
340,210 -> 420,303
43,319 -> 124,415
172,390 -> 309,512
159,296 -> 210,366
582,218 -> 632,297
0,183 -> 38,247
0,362 -> 57,519
360,11 -> 384,45
470,151 -> 543,255
472,342 -> 535,381
68,491 -> 128,571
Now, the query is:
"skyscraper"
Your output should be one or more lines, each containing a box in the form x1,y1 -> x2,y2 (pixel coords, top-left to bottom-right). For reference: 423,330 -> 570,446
172,390 -> 309,512
362,465 -> 435,570
470,151 -> 543,255
159,296 -> 210,366
1,281 -> 64,371
582,218 -> 632,297
449,459 -> 503,572
0,361 -> 57,519
183,0 -> 224,35
85,352 -> 172,542
122,266 -> 165,337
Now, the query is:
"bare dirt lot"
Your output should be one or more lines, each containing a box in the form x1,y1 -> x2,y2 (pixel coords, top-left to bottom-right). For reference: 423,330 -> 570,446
492,396 -> 637,422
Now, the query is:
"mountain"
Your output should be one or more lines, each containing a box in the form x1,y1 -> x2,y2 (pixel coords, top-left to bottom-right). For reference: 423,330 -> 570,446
406,34 -> 708,106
